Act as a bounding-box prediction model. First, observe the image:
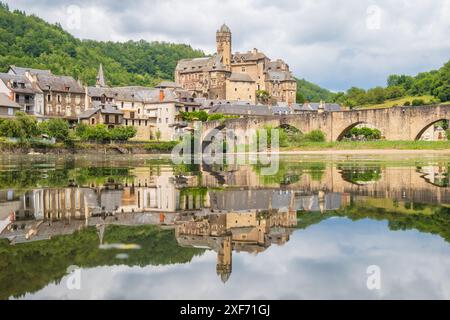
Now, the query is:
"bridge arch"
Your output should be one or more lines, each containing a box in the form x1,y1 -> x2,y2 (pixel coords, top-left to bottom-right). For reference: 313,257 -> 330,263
336,122 -> 383,141
415,119 -> 449,141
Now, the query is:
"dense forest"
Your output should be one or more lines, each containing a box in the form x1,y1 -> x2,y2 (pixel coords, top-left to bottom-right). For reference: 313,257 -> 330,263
296,78 -> 336,103
0,3 -> 204,86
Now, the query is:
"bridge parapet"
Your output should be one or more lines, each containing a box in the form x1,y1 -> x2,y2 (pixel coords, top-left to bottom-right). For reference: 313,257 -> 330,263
199,104 -> 450,142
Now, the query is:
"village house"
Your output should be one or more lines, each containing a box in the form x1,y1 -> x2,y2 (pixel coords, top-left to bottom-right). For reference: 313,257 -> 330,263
0,93 -> 22,118
77,104 -> 124,128
0,72 -> 44,118
6,65 -> 86,123
175,24 -> 297,104
87,65 -> 202,141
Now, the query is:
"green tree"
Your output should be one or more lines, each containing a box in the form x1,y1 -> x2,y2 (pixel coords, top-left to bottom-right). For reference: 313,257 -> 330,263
38,118 -> 69,142
109,126 -> 137,141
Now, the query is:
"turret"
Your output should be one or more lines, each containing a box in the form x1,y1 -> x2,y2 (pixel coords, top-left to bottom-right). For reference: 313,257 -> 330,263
216,24 -> 232,71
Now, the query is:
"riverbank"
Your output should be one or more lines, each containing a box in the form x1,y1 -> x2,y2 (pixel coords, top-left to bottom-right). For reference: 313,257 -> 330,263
0,140 -> 449,155
280,140 -> 450,151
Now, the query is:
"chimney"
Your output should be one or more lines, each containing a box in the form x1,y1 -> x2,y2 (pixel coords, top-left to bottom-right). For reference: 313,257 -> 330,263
318,100 -> 325,114
159,89 -> 165,102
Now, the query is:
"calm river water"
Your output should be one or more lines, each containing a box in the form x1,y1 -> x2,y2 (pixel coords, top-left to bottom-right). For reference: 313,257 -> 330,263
0,154 -> 449,299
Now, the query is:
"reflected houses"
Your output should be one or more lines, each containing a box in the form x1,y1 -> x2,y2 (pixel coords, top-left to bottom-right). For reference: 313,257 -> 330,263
0,188 -> 90,244
175,209 -> 297,283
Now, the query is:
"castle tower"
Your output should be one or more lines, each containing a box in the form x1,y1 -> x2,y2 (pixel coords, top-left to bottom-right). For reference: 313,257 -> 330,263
96,63 -> 106,88
216,24 -> 232,71
216,235 -> 232,283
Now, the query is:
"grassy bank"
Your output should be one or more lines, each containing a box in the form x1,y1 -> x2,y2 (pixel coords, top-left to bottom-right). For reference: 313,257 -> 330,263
281,140 -> 450,151
358,95 -> 436,109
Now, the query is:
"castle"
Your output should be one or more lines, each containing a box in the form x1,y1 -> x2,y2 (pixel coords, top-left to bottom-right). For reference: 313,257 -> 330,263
175,24 -> 297,104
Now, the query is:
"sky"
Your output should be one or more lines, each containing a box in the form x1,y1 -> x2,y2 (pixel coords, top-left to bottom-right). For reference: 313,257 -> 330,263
19,218 -> 450,299
4,0 -> 450,91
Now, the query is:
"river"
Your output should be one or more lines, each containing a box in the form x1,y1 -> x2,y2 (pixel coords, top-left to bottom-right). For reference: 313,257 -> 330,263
0,153 -> 449,299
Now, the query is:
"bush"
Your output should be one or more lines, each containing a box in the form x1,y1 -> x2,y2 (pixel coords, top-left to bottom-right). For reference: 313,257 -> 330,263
207,113 -> 226,121
38,118 -> 69,142
403,101 -> 411,106
180,111 -> 208,122
75,124 -> 136,142
446,129 -> 450,141
304,130 -> 326,142
0,112 -> 39,141
145,141 -> 178,152
411,98 -> 425,106
110,126 -> 137,141
348,127 -> 381,140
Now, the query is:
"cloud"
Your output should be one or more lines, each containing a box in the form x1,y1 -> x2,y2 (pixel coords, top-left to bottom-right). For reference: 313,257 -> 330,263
5,0 -> 450,91
19,218 -> 450,300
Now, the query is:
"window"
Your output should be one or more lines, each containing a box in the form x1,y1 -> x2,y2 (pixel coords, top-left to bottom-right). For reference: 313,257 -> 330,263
15,94 -> 19,103
91,118 -> 95,125
105,115 -> 110,123
242,67 -> 246,72
57,95 -> 61,103
7,108 -> 14,116
235,88 -> 237,92
115,115 -> 119,124
25,95 -> 30,103
121,102 -> 124,108
165,118 -> 169,123
132,102 -> 135,108
130,112 -> 135,118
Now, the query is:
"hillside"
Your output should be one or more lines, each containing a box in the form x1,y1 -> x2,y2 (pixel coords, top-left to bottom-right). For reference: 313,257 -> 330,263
296,78 -> 336,102
0,3 -> 204,86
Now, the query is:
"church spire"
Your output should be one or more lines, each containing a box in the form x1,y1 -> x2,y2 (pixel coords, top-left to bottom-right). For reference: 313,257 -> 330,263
96,63 -> 106,87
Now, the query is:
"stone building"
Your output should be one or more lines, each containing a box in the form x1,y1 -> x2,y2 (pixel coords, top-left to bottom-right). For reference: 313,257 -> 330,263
87,66 -> 202,140
5,65 -> 86,123
77,104 -> 124,128
0,72 -> 44,118
0,93 -> 22,118
175,24 -> 297,104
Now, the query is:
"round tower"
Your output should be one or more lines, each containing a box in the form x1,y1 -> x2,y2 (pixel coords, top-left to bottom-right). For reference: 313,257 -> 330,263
216,24 -> 232,70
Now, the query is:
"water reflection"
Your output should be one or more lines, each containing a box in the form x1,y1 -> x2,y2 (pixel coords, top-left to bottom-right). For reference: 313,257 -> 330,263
0,155 -> 449,299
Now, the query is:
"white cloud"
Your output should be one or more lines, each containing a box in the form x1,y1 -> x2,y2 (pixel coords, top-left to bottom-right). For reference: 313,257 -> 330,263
19,218 -> 450,300
5,0 -> 450,90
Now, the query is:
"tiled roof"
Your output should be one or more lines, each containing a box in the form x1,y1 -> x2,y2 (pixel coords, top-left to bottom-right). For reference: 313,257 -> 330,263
229,73 -> 255,82
156,81 -> 182,89
78,104 -> 123,119
294,103 -> 342,112
8,65 -> 52,76
0,93 -> 21,108
218,23 -> 231,33
176,55 -> 229,73
232,51 -> 267,62
36,74 -> 84,93
88,86 -> 179,103
0,73 -> 41,94
210,104 -> 272,116
266,70 -> 295,82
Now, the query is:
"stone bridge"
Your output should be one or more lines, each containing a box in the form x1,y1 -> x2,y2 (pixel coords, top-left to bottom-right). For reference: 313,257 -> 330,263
201,104 -> 450,142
